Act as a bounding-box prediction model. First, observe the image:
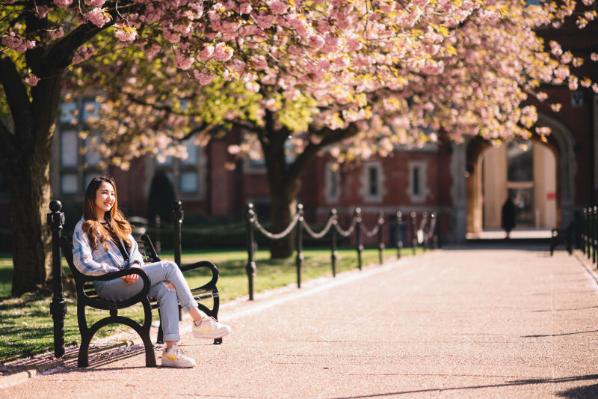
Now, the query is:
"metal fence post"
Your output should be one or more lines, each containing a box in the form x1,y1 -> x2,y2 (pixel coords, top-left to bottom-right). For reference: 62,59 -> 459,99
429,212 -> 437,249
48,200 -> 66,358
355,208 -> 363,270
246,203 -> 257,301
330,209 -> 338,278
396,210 -> 403,259
585,208 -> 590,258
584,208 -> 589,256
295,203 -> 304,288
173,200 -> 184,267
410,211 -> 417,256
592,206 -> 598,264
377,211 -> 385,265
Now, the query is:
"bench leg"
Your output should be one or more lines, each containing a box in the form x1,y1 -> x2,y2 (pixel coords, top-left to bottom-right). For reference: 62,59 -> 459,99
78,334 -> 91,368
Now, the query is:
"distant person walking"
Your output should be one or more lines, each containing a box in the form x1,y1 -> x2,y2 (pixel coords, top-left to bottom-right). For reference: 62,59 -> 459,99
501,196 -> 517,239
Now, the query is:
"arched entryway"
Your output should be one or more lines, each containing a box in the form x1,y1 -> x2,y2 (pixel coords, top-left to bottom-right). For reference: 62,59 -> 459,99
457,112 -> 576,240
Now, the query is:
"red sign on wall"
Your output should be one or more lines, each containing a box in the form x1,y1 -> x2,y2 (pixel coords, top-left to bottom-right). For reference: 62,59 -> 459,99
547,192 -> 556,200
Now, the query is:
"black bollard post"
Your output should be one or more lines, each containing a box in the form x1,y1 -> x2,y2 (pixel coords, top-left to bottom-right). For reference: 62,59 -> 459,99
592,206 -> 598,264
396,210 -> 403,260
429,212 -> 438,249
377,211 -> 385,265
355,208 -> 363,270
48,200 -> 66,358
584,208 -> 589,258
154,214 -> 162,254
173,200 -> 184,268
410,211 -> 417,256
420,212 -> 428,253
330,209 -> 338,278
246,203 -> 257,300
295,204 -> 304,288
592,207 -> 595,263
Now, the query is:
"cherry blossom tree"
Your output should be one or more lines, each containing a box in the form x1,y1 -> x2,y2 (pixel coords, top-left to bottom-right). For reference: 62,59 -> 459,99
1,1 -> 595,293
82,0 -> 596,257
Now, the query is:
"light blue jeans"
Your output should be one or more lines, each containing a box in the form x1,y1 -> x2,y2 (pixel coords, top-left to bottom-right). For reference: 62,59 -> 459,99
95,261 -> 198,342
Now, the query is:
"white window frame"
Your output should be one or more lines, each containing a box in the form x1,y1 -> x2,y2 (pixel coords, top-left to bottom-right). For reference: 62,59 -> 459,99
154,139 -> 206,200
361,161 -> 384,203
324,162 -> 341,204
408,161 -> 428,203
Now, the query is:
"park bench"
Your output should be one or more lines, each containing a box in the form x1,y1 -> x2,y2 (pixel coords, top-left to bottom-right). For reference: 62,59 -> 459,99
549,222 -> 574,256
58,223 -> 222,368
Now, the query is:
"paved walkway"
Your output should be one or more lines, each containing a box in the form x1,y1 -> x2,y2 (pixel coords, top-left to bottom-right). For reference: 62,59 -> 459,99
2,247 -> 598,398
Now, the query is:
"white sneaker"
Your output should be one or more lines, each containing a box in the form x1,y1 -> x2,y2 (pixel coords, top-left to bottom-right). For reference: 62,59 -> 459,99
193,317 -> 232,339
161,346 -> 196,368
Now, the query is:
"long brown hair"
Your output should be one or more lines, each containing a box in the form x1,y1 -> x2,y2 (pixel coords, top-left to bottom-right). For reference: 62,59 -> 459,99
82,176 -> 132,251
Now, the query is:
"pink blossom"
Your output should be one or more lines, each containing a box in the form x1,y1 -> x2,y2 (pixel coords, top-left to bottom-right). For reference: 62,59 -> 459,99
145,44 -> 161,60
175,50 -> 194,70
85,8 -> 111,28
193,70 -> 214,86
114,24 -> 138,43
53,0 -> 73,8
1,32 -> 36,53
198,44 -> 214,61
239,2 -> 252,14
268,1 -> 288,15
213,43 -> 234,62
84,0 -> 106,7
249,55 -> 268,71
25,73 -> 40,87
255,15 -> 275,30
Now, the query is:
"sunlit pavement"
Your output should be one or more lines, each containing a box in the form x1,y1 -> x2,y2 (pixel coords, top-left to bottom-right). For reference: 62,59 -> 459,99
2,246 -> 598,399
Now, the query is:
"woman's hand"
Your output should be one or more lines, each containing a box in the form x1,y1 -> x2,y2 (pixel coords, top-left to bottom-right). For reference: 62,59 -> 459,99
122,274 -> 140,285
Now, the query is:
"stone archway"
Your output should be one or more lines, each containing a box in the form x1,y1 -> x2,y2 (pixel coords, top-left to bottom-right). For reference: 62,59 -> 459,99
449,112 -> 576,242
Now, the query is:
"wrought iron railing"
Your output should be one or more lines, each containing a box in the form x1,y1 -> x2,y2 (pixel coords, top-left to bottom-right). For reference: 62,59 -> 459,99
244,202 -> 439,300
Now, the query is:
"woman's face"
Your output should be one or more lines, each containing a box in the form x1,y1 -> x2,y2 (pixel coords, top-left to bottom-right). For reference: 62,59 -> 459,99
95,181 -> 116,216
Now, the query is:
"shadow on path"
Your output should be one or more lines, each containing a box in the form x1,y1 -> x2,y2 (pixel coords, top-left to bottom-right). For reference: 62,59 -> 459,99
328,374 -> 598,399
521,329 -> 598,338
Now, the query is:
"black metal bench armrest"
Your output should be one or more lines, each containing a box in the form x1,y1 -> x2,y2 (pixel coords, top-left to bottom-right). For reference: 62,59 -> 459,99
179,260 -> 219,288
77,268 -> 152,305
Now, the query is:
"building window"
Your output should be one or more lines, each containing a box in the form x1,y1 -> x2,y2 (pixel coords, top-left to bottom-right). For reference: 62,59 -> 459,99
324,162 -> 340,203
56,98 -> 104,195
408,161 -> 428,203
361,161 -> 384,203
155,138 -> 204,197
368,167 -> 379,197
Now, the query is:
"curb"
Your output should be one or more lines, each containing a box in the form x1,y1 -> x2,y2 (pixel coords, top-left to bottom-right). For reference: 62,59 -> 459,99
0,369 -> 37,390
573,250 -> 598,286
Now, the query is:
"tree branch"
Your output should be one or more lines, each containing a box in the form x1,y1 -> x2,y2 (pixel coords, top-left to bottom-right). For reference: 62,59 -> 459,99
286,123 -> 360,183
0,55 -> 33,141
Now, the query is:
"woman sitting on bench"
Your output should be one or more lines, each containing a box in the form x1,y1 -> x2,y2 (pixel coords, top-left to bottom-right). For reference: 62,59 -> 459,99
72,176 -> 231,368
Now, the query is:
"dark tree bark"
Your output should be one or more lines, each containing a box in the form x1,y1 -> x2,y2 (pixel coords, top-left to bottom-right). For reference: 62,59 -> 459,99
0,9 -> 104,296
256,111 -> 360,259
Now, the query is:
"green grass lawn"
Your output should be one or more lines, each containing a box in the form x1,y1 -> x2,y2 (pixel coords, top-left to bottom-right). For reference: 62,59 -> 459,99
0,246 -> 421,361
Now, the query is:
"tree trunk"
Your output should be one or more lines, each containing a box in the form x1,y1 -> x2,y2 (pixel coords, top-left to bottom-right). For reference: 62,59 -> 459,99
5,157 -> 52,296
0,57 -> 62,297
257,117 -> 305,259
268,183 -> 300,259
